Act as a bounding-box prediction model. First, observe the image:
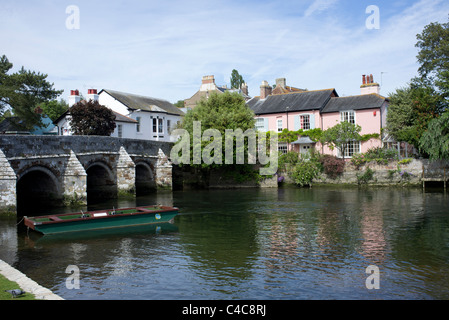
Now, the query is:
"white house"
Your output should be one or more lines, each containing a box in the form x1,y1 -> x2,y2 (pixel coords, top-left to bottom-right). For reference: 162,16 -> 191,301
98,89 -> 184,142
54,89 -> 138,138
55,89 -> 184,142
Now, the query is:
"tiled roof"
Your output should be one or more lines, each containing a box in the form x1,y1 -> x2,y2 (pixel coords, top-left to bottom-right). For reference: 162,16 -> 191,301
100,89 -> 185,116
272,85 -> 305,95
247,89 -> 337,115
321,94 -> 387,113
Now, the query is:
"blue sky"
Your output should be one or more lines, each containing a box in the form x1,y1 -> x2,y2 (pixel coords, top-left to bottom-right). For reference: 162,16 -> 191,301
1,0 -> 449,104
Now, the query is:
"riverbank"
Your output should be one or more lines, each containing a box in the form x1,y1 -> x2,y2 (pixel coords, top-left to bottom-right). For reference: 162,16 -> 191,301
0,259 -> 63,300
280,158 -> 449,188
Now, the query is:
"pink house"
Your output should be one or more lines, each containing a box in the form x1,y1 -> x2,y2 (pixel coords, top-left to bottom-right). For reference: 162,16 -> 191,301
247,76 -> 389,158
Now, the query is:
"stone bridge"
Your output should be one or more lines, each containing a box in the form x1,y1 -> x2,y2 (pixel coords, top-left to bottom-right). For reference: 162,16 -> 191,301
0,136 -> 173,215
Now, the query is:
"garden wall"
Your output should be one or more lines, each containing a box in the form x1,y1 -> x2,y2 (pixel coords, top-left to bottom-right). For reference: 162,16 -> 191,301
282,159 -> 449,186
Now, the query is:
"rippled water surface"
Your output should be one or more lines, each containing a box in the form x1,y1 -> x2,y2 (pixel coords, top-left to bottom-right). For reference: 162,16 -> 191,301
1,186 -> 449,300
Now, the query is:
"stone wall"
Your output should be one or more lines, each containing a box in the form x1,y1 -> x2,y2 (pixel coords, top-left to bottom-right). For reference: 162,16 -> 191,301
281,159 -> 449,186
0,135 -> 172,159
0,150 -> 16,214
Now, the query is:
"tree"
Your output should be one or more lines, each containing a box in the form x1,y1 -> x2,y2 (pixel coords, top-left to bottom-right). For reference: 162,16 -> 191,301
69,100 -> 116,136
386,18 -> 448,152
174,100 -> 185,109
321,121 -> 362,159
38,99 -> 69,122
419,110 -> 449,160
416,18 -> 449,99
0,55 -> 63,129
177,91 -> 256,171
230,69 -> 245,89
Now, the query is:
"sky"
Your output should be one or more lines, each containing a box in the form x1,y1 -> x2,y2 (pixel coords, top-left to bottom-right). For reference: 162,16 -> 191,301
1,0 -> 449,104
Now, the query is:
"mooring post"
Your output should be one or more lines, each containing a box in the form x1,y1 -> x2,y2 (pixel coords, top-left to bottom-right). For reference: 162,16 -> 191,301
422,164 -> 425,192
444,168 -> 447,193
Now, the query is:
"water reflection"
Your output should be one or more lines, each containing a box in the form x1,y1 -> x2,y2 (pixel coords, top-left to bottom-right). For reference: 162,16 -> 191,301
0,187 -> 448,299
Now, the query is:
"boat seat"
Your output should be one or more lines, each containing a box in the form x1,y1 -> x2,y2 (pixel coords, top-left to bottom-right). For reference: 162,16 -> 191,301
49,216 -> 63,222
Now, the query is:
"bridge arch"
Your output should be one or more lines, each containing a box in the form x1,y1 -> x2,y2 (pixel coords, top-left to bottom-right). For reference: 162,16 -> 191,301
16,166 -> 63,213
85,161 -> 117,202
135,161 -> 156,195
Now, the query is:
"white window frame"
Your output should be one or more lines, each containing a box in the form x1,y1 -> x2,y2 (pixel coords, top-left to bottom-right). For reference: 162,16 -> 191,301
278,143 -> 288,154
277,119 -> 283,132
338,141 -> 361,158
136,117 -> 141,133
118,124 -> 123,138
255,118 -> 265,131
341,110 -> 356,124
300,114 -> 310,130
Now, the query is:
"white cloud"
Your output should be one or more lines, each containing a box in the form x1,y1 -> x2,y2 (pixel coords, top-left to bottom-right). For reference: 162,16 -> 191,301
304,0 -> 340,17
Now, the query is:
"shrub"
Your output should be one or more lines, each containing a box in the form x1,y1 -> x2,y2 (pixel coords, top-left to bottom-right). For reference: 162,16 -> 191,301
364,147 -> 398,161
320,155 -> 345,178
291,159 -> 321,187
357,168 -> 375,184
398,158 -> 412,165
351,153 -> 366,168
278,151 -> 299,171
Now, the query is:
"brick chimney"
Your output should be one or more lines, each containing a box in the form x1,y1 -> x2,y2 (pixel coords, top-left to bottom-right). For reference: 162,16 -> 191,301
241,83 -> 248,96
200,75 -> 217,91
260,81 -> 272,99
69,90 -> 81,107
360,74 -> 380,95
275,78 -> 286,89
87,89 -> 99,102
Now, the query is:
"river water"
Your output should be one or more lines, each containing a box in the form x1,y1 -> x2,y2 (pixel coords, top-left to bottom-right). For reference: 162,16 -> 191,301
1,186 -> 448,300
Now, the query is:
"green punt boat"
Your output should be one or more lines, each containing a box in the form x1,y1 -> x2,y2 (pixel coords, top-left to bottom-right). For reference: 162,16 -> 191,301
23,205 -> 179,235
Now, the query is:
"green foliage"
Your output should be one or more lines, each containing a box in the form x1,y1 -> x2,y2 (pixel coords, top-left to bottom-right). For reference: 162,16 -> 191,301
386,86 -> 419,146
398,158 -> 412,165
278,128 -> 323,144
180,91 -> 256,170
357,168 -> 375,185
387,18 -> 449,152
0,55 -> 62,129
419,110 -> 449,160
320,121 -> 362,159
291,158 -> 321,187
230,69 -> 245,89
69,100 -> 116,136
416,18 -> 449,99
278,151 -> 300,171
174,100 -> 185,108
38,99 -> 68,122
351,147 -> 398,167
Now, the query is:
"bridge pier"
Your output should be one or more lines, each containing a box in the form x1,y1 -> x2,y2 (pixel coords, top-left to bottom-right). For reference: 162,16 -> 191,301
117,147 -> 136,196
0,150 -> 16,215
62,150 -> 87,206
155,149 -> 173,190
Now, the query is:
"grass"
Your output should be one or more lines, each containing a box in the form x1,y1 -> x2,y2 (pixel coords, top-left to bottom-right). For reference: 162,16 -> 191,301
0,274 -> 36,300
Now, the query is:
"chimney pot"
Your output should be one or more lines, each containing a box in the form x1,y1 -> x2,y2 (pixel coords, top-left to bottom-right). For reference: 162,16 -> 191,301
362,75 -> 366,85
260,81 -> 272,99
275,78 -> 286,88
69,89 -> 81,107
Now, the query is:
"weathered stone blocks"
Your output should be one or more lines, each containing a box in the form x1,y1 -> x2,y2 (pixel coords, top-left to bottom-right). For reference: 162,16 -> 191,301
62,150 -> 87,205
0,149 -> 16,214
